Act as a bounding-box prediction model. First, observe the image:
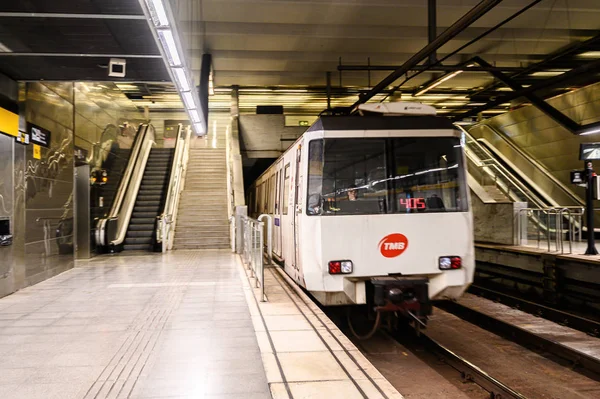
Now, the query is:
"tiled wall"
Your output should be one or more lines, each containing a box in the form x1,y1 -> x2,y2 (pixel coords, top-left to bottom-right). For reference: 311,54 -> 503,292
0,82 -> 145,298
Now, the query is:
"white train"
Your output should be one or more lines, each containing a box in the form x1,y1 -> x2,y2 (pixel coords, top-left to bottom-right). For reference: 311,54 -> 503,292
249,102 -> 474,327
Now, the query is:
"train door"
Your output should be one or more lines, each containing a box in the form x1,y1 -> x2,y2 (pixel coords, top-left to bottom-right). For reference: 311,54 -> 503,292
274,163 -> 283,257
292,141 -> 304,282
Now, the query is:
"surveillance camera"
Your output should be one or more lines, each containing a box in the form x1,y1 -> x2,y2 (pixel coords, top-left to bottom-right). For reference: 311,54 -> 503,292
108,58 -> 126,78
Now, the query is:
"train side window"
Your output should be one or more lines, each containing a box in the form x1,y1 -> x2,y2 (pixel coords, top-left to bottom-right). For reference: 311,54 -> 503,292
270,175 -> 276,213
283,164 -> 291,215
275,171 -> 280,213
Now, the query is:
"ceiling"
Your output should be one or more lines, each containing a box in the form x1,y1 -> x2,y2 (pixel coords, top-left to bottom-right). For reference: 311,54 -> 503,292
2,0 -> 600,119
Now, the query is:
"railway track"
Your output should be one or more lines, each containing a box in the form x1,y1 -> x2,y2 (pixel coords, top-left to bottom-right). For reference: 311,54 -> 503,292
469,284 -> 600,337
436,299 -> 600,377
391,328 -> 529,399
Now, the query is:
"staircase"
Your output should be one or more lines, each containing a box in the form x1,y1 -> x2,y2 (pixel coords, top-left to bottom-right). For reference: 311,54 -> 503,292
482,185 -> 510,202
174,148 -> 230,249
123,148 -> 174,251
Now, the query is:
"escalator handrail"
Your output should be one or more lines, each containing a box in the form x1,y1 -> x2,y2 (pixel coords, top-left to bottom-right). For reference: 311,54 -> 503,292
95,124 -> 148,246
108,124 -> 149,219
95,124 -> 156,247
478,124 -> 583,206
156,125 -> 191,252
459,124 -> 547,208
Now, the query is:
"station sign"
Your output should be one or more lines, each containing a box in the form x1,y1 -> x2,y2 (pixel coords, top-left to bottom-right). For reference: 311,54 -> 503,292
27,123 -> 51,148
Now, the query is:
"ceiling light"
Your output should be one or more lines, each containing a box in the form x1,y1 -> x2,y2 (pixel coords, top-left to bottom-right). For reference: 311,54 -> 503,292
497,87 -> 513,92
189,109 -> 201,123
173,68 -> 190,91
181,91 -> 196,109
414,70 -> 464,97
580,127 -> 600,136
529,70 -> 569,77
145,0 -> 169,27
157,29 -> 181,66
578,51 -> 600,58
194,123 -> 204,134
467,102 -> 487,106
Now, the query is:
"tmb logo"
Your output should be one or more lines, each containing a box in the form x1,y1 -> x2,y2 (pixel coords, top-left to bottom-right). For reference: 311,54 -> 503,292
378,233 -> 408,258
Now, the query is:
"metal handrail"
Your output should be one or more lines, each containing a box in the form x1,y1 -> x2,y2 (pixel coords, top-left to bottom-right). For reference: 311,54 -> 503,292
241,215 -> 266,302
478,124 -> 584,207
258,214 -> 273,265
156,125 -> 191,252
517,206 -> 584,254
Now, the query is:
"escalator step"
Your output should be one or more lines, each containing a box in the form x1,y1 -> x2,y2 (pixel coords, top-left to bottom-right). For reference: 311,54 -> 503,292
127,230 -> 153,238
129,217 -> 155,224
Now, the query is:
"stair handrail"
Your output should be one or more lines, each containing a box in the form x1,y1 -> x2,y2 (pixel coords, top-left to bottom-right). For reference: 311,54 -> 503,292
95,124 -> 156,250
458,124 -> 546,208
477,123 -> 583,207
156,124 -> 191,252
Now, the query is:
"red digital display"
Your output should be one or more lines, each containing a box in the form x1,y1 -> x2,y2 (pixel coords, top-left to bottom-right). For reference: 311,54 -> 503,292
399,198 -> 426,209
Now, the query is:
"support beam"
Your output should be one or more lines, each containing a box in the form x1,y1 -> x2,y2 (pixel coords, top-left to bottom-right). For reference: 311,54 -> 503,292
199,53 -> 212,133
472,56 -> 581,133
326,72 -> 332,111
456,58 -> 600,129
352,0 -> 502,108
338,64 -> 522,73
0,12 -> 145,19
428,0 -> 437,65
0,52 -> 161,58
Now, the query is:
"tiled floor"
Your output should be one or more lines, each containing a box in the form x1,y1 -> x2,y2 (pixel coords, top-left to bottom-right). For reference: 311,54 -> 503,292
240,262 -> 404,399
0,250 -> 270,399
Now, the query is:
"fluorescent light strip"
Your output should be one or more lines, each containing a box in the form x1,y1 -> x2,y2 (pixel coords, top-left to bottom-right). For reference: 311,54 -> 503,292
414,70 -> 464,97
157,29 -> 181,66
580,128 -> 600,136
181,91 -> 196,110
146,0 -> 169,27
189,109 -> 201,123
194,123 -> 204,134
173,68 -> 190,92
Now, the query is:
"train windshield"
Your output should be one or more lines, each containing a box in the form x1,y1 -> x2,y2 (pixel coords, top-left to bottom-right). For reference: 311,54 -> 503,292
306,137 -> 468,215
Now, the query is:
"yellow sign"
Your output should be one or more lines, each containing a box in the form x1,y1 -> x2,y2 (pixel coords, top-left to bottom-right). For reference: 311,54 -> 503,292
0,107 -> 18,137
33,144 -> 41,160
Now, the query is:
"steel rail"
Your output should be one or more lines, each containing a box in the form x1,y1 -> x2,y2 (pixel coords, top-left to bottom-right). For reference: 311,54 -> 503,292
437,300 -> 600,376
391,329 -> 529,399
469,284 -> 600,337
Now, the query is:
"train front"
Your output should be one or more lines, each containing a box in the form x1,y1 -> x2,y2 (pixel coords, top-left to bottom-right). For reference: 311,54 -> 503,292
299,110 -> 474,320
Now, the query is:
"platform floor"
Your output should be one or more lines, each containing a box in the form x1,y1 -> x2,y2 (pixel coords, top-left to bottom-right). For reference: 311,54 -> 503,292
0,250 -> 270,399
0,250 -> 404,399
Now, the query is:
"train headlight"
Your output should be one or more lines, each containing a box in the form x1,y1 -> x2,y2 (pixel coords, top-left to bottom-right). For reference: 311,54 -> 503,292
328,260 -> 353,274
439,256 -> 461,270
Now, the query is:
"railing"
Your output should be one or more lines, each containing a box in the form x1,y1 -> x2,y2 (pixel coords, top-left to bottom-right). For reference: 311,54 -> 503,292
241,215 -> 266,302
458,124 -> 546,209
517,206 -> 585,254
156,125 -> 191,252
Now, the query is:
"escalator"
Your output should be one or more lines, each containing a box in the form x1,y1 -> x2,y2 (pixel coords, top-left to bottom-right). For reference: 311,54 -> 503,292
124,148 -> 174,250
95,124 -> 187,253
460,123 -> 586,247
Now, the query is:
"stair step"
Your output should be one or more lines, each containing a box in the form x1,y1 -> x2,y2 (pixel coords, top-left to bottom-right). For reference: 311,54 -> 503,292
129,224 -> 154,231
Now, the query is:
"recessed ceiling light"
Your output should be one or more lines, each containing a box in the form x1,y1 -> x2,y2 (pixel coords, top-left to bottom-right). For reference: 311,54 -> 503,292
529,70 -> 569,77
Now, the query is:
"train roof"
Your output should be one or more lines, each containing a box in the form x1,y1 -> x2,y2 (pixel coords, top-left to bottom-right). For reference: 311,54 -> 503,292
307,115 -> 455,133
